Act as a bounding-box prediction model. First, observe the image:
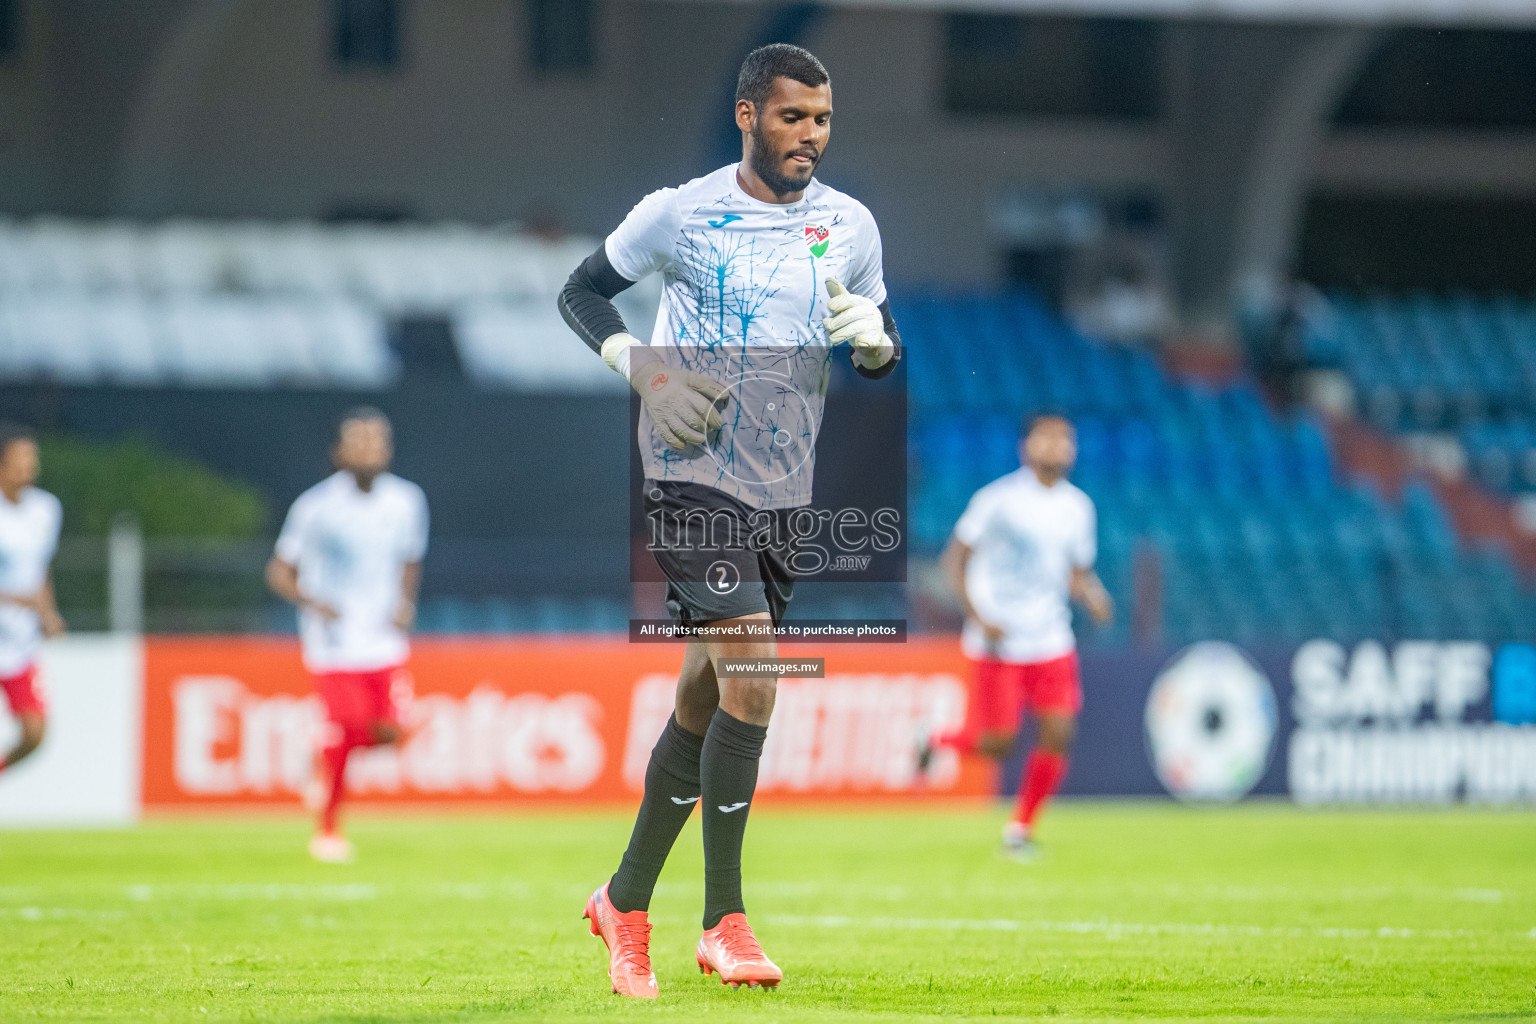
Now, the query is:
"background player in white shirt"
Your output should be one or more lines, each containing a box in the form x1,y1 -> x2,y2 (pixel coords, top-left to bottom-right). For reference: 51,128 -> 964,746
558,45 -> 901,997
0,425 -> 64,779
922,415 -> 1112,860
266,408 -> 428,863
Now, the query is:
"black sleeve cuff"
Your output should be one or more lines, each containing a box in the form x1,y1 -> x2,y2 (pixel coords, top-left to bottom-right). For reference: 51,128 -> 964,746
851,300 -> 903,380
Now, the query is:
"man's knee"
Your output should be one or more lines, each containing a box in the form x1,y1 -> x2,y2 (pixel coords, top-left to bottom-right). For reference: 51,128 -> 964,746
716,654 -> 777,726
676,691 -> 719,734
371,720 -> 404,746
6,714 -> 45,763
706,614 -> 777,725
19,714 -> 45,749
977,730 -> 1015,759
674,645 -> 721,734
721,676 -> 776,723
1038,715 -> 1076,753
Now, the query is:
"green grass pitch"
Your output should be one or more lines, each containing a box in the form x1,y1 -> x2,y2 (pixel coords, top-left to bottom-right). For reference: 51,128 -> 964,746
0,802 -> 1532,1022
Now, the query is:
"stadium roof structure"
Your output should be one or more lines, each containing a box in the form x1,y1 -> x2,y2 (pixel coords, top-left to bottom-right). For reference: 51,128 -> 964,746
680,0 -> 1536,27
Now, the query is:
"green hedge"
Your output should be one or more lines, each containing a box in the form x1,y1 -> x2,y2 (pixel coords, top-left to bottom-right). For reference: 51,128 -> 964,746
38,435 -> 268,539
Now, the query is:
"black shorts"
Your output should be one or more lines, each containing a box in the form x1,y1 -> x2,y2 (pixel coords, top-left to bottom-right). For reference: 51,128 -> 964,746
644,480 -> 798,627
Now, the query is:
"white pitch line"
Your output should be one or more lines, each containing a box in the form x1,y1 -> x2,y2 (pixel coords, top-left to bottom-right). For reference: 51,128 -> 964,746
0,907 -> 125,922
123,883 -> 378,902
84,879 -> 1522,906
764,913 -> 1533,942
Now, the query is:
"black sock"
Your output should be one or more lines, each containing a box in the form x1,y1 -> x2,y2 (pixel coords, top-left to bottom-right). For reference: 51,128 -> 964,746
700,707 -> 768,930
608,715 -> 704,913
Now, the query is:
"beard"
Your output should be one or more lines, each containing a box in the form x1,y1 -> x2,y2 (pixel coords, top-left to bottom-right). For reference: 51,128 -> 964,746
748,119 -> 816,196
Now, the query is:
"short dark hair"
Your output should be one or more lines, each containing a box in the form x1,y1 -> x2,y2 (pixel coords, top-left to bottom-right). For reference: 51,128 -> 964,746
335,406 -> 389,444
735,43 -> 829,112
0,422 -> 36,461
1022,412 -> 1072,438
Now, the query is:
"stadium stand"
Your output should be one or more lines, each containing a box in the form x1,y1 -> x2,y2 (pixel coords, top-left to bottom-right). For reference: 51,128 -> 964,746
0,218 -> 657,391
0,292 -> 392,388
454,297 -> 626,392
12,218 -> 1535,644
1295,291 -> 1536,496
901,290 -> 1536,647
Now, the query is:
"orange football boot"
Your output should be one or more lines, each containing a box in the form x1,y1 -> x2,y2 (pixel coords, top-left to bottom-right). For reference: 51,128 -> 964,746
583,883 -> 659,998
695,913 -> 782,988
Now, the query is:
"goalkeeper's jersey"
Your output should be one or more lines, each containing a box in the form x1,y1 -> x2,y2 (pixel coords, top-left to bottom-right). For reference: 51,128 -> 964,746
605,163 -> 887,510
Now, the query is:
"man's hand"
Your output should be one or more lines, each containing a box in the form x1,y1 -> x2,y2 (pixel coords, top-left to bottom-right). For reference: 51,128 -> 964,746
1,590 -> 66,637
824,278 -> 894,369
39,607 -> 66,638
392,598 -> 416,631
303,597 -> 341,622
978,620 -> 1007,646
609,336 -> 729,451
1072,570 -> 1114,626
1083,587 -> 1114,626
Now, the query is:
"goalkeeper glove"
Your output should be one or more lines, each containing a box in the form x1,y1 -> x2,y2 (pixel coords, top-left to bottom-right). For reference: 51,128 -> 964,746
601,334 -> 729,450
823,278 -> 895,370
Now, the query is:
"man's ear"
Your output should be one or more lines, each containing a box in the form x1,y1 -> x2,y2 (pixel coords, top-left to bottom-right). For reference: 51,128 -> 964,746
735,99 -> 756,133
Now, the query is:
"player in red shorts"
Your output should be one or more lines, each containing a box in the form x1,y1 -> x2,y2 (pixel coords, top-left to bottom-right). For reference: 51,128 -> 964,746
266,408 -> 428,863
0,425 -> 65,779
920,414 -> 1112,859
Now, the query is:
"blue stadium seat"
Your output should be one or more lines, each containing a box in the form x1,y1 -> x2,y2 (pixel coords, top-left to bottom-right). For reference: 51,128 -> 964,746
898,286 -> 1536,647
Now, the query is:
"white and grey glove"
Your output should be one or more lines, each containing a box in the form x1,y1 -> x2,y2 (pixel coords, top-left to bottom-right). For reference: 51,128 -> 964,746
601,333 -> 729,450
823,278 -> 895,370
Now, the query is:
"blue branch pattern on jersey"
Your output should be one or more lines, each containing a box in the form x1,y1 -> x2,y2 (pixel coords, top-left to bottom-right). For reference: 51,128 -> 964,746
607,166 -> 885,510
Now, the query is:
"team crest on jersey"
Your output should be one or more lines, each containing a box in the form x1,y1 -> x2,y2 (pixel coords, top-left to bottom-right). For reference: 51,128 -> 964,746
804,225 -> 830,257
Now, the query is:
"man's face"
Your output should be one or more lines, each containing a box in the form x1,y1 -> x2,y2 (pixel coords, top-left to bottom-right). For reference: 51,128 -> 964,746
0,439 -> 39,492
1023,419 -> 1077,476
335,418 -> 392,478
738,77 -> 833,196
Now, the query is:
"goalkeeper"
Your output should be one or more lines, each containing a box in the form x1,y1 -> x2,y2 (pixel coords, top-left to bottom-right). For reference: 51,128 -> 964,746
557,43 -> 901,998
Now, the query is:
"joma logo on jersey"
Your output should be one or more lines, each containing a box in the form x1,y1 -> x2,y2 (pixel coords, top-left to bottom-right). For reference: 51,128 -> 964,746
804,225 -> 830,257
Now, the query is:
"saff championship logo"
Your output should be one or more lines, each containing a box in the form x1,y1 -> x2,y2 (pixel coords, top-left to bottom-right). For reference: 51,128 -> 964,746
804,225 -> 830,258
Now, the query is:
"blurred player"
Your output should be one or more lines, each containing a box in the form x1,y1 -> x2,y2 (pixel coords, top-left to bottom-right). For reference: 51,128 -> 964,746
265,408 -> 427,864
558,45 -> 901,996
920,414 -> 1112,860
0,425 -> 64,778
